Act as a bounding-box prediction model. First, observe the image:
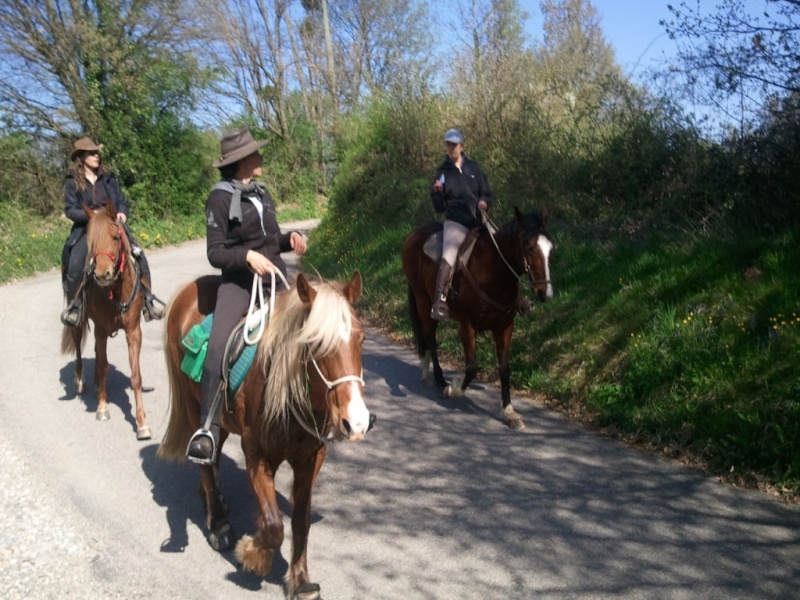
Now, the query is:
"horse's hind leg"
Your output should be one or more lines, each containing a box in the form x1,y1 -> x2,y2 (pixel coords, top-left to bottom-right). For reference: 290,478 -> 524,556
235,448 -> 283,576
443,324 -> 478,398
494,326 -> 525,430
72,327 -> 84,395
200,451 -> 235,552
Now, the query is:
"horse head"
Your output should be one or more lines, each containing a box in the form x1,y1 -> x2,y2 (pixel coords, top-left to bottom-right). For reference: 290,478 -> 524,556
270,270 -> 373,442
84,202 -> 126,287
515,207 -> 554,303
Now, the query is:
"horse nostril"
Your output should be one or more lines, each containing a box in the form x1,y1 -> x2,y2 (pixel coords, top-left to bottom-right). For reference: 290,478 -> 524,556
368,413 -> 376,431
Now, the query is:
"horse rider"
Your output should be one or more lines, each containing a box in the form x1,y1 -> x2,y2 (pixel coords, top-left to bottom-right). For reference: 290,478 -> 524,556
185,127 -> 308,465
429,128 -> 494,320
61,136 -> 165,327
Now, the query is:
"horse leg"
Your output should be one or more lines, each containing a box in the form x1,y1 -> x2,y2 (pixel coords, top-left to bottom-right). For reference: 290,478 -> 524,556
286,445 -> 327,600
124,324 -> 150,440
235,448 -> 283,576
412,293 -> 446,388
443,324 -> 478,398
200,433 -> 234,552
493,326 -> 525,430
72,326 -> 84,395
93,330 -> 111,421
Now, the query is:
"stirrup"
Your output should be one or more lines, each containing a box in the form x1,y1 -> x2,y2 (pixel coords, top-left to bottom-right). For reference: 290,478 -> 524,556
186,429 -> 217,465
143,293 -> 166,321
61,302 -> 83,327
430,295 -> 449,320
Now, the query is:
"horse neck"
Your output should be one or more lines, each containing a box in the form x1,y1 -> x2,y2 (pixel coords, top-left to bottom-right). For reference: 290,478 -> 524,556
478,223 -> 524,283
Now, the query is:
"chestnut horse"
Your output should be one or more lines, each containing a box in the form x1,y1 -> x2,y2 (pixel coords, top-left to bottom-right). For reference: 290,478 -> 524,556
401,207 -> 553,430
60,202 -> 151,439
158,270 -> 372,600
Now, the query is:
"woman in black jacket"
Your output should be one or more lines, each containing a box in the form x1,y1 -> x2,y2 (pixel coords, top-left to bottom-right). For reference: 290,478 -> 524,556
60,137 -> 164,326
186,127 -> 308,464
429,129 -> 493,320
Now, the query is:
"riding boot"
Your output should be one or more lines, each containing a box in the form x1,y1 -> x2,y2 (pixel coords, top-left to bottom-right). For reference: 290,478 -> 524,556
430,260 -> 453,321
61,274 -> 85,327
135,253 -> 165,321
141,285 -> 166,322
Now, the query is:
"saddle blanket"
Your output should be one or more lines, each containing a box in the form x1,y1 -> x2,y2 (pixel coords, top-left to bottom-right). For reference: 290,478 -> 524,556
180,313 -> 261,396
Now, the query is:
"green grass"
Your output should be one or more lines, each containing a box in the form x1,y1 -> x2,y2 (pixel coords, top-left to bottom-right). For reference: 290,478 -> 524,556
305,212 -> 800,497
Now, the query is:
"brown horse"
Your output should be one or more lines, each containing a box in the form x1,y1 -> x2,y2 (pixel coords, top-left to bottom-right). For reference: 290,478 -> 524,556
401,207 -> 553,430
158,270 -> 372,600
60,202 -> 151,439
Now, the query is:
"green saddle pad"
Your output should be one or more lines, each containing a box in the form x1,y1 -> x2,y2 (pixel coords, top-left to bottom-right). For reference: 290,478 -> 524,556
180,313 -> 260,396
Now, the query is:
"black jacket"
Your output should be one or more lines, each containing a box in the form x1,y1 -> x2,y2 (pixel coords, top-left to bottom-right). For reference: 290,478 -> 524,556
205,181 -> 294,288
63,170 -> 129,249
64,170 -> 129,227
430,154 -> 494,228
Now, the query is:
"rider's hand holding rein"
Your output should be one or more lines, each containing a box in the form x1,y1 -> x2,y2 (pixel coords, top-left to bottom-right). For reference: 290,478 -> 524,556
116,212 -> 127,223
246,250 -> 278,276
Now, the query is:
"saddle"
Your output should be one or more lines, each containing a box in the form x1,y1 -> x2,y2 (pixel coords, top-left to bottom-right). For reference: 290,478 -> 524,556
180,307 -> 268,398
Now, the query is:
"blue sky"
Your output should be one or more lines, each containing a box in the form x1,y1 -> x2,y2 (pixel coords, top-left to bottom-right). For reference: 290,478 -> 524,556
524,0 -> 772,80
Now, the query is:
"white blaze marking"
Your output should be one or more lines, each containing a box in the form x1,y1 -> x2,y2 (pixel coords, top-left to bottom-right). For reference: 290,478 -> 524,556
537,236 -> 554,299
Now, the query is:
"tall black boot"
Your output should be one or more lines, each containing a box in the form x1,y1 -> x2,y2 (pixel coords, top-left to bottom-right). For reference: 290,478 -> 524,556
430,260 -> 453,321
61,275 -> 85,327
135,252 -> 165,321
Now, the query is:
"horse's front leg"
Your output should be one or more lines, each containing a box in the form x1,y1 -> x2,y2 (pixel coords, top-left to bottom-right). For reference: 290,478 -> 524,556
93,329 -> 110,421
493,325 -> 525,430
235,446 -> 283,577
124,322 -> 150,439
286,445 -> 327,600
443,323 -> 478,398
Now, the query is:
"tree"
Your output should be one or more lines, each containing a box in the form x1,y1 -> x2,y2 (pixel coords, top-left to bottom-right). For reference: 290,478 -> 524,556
0,0 -> 212,216
662,0 -> 800,129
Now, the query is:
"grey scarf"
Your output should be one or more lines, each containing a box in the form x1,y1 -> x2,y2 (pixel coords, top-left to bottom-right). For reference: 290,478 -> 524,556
229,180 -> 266,223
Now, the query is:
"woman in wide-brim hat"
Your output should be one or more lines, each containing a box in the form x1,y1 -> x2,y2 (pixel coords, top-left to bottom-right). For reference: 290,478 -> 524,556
185,126 -> 309,465
60,136 -> 165,327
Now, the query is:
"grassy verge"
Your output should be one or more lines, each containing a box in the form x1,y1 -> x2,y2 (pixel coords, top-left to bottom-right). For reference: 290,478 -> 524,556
305,213 -> 800,500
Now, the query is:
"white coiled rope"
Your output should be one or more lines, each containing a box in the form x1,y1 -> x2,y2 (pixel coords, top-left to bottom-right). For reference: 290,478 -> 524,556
244,268 -> 290,345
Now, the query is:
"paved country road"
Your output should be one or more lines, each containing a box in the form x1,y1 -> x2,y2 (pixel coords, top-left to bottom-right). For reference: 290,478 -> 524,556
1,223 -> 799,600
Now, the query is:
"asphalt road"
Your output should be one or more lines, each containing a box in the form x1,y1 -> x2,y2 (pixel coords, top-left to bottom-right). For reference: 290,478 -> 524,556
1,223 -> 799,600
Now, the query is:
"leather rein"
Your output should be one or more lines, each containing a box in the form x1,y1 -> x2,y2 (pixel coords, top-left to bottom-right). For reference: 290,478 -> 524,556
457,212 -> 550,314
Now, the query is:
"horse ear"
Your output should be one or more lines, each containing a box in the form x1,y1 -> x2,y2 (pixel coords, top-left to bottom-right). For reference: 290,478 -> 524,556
514,206 -> 524,225
82,203 -> 93,219
105,201 -> 116,219
541,206 -> 549,224
296,273 -> 317,305
344,270 -> 362,304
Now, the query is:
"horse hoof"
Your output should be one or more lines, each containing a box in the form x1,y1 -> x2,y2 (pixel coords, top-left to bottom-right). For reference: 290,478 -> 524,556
293,583 -> 322,600
507,417 -> 526,431
137,425 -> 152,440
209,520 -> 235,552
96,407 -> 110,421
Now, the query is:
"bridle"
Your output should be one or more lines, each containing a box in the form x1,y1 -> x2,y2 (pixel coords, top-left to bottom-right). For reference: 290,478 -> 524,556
86,221 -> 141,314
89,222 -> 126,280
288,345 -> 365,444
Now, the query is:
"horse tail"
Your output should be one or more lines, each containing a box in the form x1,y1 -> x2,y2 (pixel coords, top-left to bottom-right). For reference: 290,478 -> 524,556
407,285 -> 426,359
157,286 -> 198,462
59,321 -> 87,355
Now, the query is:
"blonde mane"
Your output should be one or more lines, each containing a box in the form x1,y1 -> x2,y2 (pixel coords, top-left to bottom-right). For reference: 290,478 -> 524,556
258,279 -> 354,430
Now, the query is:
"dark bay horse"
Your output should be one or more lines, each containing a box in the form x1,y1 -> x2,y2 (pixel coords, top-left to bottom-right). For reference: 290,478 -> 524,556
401,207 -> 553,430
158,270 -> 372,600
60,202 -> 151,439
